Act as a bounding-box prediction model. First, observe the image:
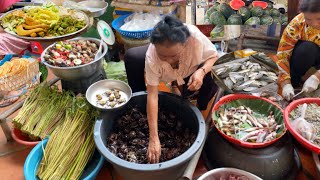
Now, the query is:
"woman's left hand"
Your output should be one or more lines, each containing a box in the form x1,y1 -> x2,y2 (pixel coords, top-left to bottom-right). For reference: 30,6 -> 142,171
187,69 -> 205,91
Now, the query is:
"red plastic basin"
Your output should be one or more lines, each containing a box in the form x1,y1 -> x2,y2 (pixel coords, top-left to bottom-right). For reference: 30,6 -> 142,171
212,94 -> 286,148
284,98 -> 320,154
11,128 -> 41,147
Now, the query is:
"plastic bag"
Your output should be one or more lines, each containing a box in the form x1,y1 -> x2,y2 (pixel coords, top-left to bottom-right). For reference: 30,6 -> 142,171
103,61 -> 128,83
120,11 -> 162,31
210,25 -> 224,39
292,103 -> 316,141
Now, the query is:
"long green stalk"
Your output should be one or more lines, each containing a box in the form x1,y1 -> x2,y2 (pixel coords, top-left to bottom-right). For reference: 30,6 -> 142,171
37,97 -> 98,180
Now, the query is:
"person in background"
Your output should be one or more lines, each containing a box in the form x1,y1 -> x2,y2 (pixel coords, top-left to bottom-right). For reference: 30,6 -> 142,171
276,0 -> 320,101
0,0 -> 20,13
124,15 -> 218,163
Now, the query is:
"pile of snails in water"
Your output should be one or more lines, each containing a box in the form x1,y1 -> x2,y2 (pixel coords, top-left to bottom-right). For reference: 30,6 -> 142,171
95,89 -> 127,108
107,107 -> 196,164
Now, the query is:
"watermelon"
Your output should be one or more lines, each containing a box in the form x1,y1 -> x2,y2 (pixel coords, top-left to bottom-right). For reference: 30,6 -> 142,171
270,8 -> 281,17
280,14 -> 288,25
206,6 -> 216,18
219,3 -> 235,19
229,0 -> 245,11
210,25 -> 224,38
244,17 -> 261,25
252,1 -> 268,9
212,2 -> 221,11
251,6 -> 264,17
210,11 -> 227,25
267,2 -> 274,9
238,6 -> 251,22
263,8 -> 271,16
272,17 -> 281,24
227,14 -> 243,25
260,15 -> 273,25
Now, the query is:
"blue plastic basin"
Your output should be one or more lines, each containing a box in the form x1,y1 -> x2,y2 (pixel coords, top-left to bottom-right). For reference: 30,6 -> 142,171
24,138 -> 104,180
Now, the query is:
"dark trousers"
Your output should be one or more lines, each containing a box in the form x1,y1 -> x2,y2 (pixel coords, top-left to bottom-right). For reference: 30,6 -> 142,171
124,45 -> 218,110
290,41 -> 320,87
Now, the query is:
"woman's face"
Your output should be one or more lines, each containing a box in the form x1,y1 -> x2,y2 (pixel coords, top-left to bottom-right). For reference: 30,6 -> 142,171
154,40 -> 185,63
304,12 -> 320,29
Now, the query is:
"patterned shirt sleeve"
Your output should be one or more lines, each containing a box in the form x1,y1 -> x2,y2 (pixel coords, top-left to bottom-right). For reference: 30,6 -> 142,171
276,13 -> 303,84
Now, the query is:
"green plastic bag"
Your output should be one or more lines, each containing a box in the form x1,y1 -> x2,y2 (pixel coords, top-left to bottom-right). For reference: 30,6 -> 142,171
103,61 -> 128,83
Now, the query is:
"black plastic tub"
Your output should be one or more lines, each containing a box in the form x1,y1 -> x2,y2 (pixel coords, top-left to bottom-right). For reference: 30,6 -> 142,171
94,92 -> 206,180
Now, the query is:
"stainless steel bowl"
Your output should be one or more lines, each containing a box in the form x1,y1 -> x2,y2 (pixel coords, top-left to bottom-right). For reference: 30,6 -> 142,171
198,168 -> 262,180
78,1 -> 108,17
41,37 -> 108,81
86,79 -> 132,111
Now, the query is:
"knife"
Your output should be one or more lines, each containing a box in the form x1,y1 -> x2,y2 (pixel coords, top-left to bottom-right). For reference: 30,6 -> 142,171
293,90 -> 304,99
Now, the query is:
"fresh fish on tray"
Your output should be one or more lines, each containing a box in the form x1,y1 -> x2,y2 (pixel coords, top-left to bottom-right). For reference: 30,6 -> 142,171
213,59 -> 278,92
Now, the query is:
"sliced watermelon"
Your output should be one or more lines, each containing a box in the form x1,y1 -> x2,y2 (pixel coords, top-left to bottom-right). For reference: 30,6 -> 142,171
230,0 -> 245,10
252,1 -> 268,9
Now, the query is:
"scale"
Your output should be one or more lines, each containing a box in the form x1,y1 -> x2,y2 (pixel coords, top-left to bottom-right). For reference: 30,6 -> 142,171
203,127 -> 301,180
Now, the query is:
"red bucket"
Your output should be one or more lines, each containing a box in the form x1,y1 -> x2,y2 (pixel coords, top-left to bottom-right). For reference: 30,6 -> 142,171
11,128 -> 41,147
212,94 -> 286,148
284,98 -> 320,154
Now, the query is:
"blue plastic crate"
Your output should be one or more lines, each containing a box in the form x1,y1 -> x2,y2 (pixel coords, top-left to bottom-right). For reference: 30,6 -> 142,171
112,13 -> 154,39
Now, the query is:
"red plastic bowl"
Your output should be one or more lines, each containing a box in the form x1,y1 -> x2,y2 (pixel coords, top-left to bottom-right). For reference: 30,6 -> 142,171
212,94 -> 286,148
284,98 -> 320,154
11,128 -> 41,147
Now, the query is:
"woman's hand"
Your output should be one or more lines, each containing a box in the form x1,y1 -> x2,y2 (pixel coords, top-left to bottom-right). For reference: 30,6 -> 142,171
187,69 -> 205,91
147,136 -> 161,164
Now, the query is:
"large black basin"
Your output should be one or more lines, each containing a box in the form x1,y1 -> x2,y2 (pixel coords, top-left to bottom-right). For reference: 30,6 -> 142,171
94,92 -> 206,180
203,127 -> 301,180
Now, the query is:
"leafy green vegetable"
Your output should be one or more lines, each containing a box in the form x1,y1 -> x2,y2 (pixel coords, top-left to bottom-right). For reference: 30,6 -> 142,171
1,14 -> 25,34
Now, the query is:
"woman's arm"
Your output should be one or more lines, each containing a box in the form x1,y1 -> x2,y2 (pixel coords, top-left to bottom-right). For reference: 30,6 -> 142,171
147,84 -> 161,163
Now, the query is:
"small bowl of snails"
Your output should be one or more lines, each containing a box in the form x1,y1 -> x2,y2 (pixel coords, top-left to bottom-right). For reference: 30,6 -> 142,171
86,79 -> 132,111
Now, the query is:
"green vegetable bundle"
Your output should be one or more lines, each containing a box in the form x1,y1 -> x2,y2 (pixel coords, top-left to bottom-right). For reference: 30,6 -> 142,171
37,97 -> 99,180
13,83 -> 73,140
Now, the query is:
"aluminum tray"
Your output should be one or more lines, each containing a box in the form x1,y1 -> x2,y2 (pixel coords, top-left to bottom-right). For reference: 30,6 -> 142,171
0,8 -> 90,42
211,56 -> 279,94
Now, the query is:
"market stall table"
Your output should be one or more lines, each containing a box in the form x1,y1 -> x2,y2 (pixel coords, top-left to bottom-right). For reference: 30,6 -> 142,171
0,68 -> 320,179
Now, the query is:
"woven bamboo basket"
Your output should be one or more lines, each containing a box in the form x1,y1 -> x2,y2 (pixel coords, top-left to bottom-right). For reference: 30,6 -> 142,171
0,59 -> 39,91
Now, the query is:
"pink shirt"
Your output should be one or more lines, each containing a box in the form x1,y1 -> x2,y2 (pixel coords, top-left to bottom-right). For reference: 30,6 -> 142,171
145,24 -> 217,86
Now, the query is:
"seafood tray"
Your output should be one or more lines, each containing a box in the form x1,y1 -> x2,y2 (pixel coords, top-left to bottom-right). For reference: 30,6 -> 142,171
211,56 -> 278,94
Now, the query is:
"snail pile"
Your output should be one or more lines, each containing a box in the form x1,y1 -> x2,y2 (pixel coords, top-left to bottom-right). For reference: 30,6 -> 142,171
107,107 -> 196,164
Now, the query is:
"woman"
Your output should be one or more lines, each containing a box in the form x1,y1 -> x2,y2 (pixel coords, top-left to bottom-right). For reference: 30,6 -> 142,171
124,15 -> 218,163
277,0 -> 320,101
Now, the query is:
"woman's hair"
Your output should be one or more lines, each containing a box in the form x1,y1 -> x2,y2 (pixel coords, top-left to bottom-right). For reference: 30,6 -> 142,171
150,15 -> 190,44
300,0 -> 320,13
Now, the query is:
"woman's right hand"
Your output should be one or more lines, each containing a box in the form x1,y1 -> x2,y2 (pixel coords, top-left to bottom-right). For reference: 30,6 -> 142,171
281,80 -> 295,101
147,136 -> 161,164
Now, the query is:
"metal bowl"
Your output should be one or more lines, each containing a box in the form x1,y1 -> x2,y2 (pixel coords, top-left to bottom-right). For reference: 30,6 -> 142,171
78,1 -> 108,17
0,8 -> 90,42
197,168 -> 262,180
41,37 -> 108,81
86,79 -> 132,111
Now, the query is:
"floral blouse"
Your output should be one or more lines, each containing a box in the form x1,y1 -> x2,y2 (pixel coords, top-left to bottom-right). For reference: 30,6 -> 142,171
276,13 -> 320,84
